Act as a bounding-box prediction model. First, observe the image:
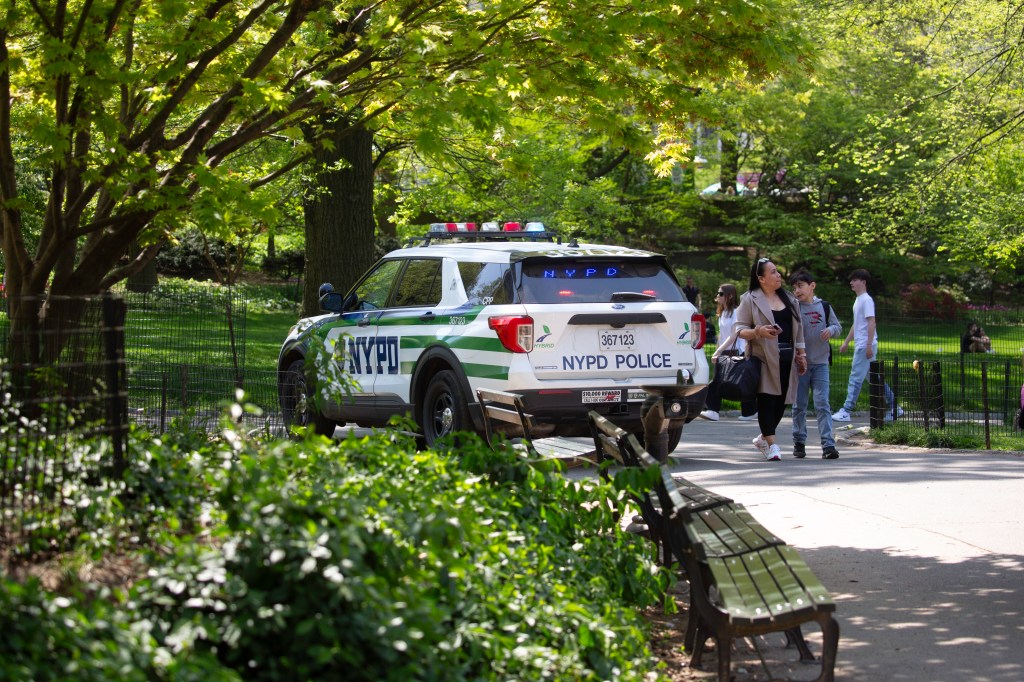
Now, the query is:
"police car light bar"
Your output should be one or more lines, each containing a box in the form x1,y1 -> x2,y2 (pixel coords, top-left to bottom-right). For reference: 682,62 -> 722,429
411,220 -> 561,246
429,222 -> 477,233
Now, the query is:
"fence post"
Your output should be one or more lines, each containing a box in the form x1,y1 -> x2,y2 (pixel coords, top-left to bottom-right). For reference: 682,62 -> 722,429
869,360 -> 885,429
959,352 -> 965,406
102,293 -> 127,479
1004,361 -> 1011,427
179,364 -> 188,409
892,355 -> 901,421
930,361 -> 945,429
160,372 -> 168,434
982,362 -> 991,450
917,359 -> 930,432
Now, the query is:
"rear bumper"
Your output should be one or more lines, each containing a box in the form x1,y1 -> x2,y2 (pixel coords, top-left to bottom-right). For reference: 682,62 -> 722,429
515,385 -> 709,437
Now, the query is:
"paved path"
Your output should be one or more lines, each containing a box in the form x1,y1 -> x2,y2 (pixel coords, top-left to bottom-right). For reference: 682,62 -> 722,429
658,413 -> 1024,681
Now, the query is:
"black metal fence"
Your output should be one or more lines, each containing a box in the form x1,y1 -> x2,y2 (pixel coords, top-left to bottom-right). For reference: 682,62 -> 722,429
0,294 -> 128,547
810,307 -> 1024,444
119,287 -> 286,436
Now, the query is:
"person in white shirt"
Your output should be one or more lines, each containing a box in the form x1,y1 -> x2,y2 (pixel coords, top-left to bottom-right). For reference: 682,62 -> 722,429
832,269 -> 898,421
700,283 -> 758,421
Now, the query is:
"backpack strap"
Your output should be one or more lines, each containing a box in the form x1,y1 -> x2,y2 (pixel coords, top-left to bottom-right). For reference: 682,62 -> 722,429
820,300 -> 834,365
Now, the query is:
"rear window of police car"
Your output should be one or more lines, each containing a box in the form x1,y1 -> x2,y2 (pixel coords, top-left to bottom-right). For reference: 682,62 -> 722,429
519,260 -> 686,304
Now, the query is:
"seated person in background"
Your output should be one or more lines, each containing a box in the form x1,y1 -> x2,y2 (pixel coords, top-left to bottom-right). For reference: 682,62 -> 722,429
960,322 -> 993,353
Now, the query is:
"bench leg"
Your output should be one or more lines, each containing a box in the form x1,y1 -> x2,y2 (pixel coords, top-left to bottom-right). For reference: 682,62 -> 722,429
814,615 -> 840,682
715,635 -> 732,682
686,616 -> 710,670
784,626 -> 816,663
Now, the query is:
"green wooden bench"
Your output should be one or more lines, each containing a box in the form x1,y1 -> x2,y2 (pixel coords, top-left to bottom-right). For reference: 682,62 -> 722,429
588,410 -> 839,682
476,389 -> 597,466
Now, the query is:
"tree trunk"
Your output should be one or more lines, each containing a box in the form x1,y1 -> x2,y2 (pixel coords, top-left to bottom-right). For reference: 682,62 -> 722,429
126,243 -> 159,293
720,134 -> 740,192
302,122 -> 376,318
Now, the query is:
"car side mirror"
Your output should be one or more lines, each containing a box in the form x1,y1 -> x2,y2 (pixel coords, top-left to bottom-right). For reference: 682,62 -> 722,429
319,290 -> 345,313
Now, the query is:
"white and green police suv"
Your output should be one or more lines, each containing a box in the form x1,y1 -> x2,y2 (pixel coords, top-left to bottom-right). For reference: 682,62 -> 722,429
278,222 -> 709,448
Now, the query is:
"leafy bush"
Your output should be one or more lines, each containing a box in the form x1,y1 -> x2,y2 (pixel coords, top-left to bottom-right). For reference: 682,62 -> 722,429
3,412 -> 669,681
0,578 -> 233,681
157,230 -> 241,281
898,283 -> 964,320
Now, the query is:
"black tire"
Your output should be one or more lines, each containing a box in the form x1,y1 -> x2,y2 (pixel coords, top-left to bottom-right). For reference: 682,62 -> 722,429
666,423 -> 683,454
420,369 -> 470,447
281,357 -> 337,437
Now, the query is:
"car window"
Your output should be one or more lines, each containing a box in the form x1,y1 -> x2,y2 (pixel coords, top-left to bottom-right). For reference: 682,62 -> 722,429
392,259 -> 443,307
460,261 -> 514,306
353,259 -> 404,310
519,259 -> 685,304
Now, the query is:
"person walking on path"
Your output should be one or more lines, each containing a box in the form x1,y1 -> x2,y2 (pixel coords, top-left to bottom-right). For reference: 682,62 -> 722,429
700,283 -> 759,422
789,270 -> 842,459
832,268 -> 898,422
735,258 -> 807,461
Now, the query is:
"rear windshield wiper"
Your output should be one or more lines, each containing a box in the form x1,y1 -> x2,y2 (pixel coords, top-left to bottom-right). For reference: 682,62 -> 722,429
610,291 -> 656,302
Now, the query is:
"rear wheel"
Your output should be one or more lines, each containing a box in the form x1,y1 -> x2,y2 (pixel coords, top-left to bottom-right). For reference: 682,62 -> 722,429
638,424 -> 683,457
420,369 -> 470,447
281,357 -> 337,437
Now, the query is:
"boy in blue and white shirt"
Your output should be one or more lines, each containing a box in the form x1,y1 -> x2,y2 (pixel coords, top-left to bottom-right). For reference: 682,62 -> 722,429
789,270 -> 843,459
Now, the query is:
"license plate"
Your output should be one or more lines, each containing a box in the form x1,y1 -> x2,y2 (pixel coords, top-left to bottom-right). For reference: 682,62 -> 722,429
582,389 -> 622,403
599,328 -> 636,351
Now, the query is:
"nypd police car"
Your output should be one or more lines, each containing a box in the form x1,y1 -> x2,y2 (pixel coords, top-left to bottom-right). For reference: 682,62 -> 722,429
278,222 -> 709,448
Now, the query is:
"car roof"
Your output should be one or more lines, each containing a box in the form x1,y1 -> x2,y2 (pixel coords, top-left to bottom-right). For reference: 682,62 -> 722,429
388,240 -> 662,263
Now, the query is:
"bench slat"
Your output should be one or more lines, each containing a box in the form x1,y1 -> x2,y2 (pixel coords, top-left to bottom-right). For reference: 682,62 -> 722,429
741,550 -> 819,620
688,505 -> 785,558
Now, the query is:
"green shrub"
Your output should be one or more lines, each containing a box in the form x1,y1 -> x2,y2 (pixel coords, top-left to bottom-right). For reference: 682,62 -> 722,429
4,413 -> 668,681
0,577 -> 235,681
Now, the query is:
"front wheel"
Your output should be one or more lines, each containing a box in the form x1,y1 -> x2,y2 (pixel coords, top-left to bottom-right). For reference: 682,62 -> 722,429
281,357 -> 337,437
420,369 -> 470,447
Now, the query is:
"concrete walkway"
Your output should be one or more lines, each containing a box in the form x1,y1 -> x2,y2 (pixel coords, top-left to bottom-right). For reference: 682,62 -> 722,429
660,413 -> 1024,681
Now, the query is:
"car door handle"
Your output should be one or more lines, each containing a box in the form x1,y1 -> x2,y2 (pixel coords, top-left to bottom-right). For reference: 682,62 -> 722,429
420,312 -> 435,321
357,315 -> 372,327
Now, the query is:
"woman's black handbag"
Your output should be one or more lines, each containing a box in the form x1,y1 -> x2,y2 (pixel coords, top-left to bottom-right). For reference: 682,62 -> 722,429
716,354 -> 762,402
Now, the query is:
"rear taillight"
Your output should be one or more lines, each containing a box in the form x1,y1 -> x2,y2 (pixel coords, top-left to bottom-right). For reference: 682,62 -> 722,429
488,315 -> 534,353
690,313 -> 706,350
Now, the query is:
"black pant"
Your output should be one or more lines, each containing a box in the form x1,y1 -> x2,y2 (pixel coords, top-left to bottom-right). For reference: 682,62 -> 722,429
756,351 -> 793,437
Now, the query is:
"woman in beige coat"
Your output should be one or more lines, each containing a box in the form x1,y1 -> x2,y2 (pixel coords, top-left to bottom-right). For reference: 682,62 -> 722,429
735,258 -> 807,460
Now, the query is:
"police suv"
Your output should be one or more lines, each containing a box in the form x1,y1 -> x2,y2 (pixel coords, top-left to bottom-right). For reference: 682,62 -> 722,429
278,222 -> 709,449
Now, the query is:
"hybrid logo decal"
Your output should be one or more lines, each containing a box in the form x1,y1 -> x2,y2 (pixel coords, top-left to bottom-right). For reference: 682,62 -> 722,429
677,322 -> 692,344
344,336 -> 400,375
535,324 -> 555,348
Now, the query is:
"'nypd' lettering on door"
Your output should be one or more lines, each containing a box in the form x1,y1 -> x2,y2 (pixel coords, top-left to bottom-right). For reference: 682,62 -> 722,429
345,336 -> 400,374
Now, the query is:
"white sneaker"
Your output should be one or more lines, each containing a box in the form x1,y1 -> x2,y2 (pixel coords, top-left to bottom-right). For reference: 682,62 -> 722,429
699,410 -> 720,421
766,444 -> 782,461
752,435 -> 770,458
832,407 -> 851,422
896,406 -> 904,417
737,413 -> 759,421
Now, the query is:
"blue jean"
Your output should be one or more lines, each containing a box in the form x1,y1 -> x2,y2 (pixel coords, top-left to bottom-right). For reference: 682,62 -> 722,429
793,363 -> 834,448
842,342 -> 894,411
